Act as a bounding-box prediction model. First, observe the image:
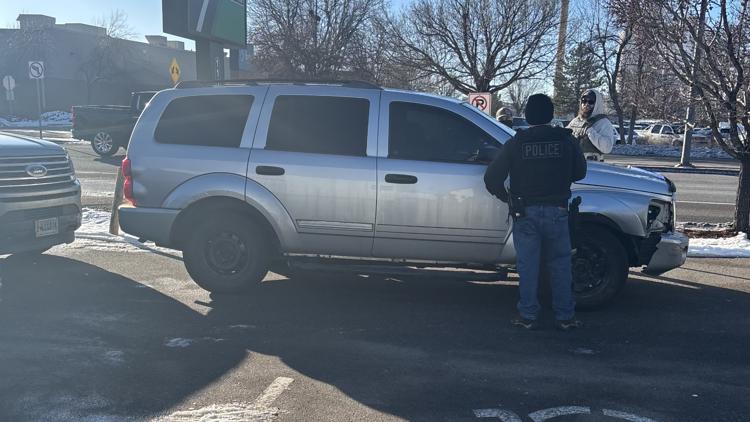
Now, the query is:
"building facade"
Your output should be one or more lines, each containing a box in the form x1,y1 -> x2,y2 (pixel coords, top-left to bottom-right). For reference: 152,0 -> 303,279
0,14 -> 198,117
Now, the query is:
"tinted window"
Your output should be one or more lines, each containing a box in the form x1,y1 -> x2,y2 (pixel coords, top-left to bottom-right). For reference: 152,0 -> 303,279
155,95 -> 253,147
651,125 -> 662,133
265,95 -> 369,156
389,102 -> 494,163
662,126 -> 674,134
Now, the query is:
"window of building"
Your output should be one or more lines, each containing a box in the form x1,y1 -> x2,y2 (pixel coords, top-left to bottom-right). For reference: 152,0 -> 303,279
155,95 -> 254,147
265,95 -> 369,156
388,102 -> 494,163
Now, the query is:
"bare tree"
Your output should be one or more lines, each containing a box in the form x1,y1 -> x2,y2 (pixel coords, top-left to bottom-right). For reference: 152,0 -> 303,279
505,78 -> 546,116
248,0 -> 384,79
641,0 -> 750,232
79,10 -> 135,103
94,9 -> 138,40
581,0 -> 636,144
385,0 -> 560,95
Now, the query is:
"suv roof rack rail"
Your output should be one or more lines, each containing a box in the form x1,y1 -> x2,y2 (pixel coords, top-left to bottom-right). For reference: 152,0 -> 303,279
175,79 -> 382,90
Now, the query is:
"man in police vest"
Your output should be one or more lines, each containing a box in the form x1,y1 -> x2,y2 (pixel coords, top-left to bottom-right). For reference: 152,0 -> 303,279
484,94 -> 587,331
567,89 -> 615,161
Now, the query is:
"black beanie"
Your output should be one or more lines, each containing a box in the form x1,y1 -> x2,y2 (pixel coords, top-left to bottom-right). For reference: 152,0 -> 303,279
524,93 -> 554,125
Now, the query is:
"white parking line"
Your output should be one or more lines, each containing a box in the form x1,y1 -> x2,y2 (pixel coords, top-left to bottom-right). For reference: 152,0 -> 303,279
603,409 -> 660,422
254,377 -> 295,409
473,408 -> 522,421
528,406 -> 591,421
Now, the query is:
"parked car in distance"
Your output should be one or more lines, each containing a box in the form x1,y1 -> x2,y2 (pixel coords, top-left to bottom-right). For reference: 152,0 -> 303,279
670,127 -> 712,147
613,125 -> 641,144
641,123 -> 679,145
72,91 -> 156,156
119,80 -> 688,309
511,117 -> 529,130
0,132 -> 81,256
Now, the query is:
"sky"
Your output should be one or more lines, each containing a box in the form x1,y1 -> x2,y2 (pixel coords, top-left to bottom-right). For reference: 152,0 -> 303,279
0,0 -> 196,49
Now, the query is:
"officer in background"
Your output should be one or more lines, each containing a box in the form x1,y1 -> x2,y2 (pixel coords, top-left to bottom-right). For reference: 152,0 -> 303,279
567,89 -> 615,161
495,107 -> 514,128
484,94 -> 587,331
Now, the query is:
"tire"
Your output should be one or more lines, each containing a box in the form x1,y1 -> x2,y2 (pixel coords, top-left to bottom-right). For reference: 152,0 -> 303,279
573,226 -> 629,309
182,213 -> 270,294
91,131 -> 118,156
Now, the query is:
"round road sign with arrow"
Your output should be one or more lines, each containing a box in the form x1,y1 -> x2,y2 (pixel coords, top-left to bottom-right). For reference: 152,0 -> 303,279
28,61 -> 45,79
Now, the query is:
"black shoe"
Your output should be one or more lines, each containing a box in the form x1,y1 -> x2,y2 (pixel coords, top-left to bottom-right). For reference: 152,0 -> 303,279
511,317 -> 539,330
555,318 -> 583,331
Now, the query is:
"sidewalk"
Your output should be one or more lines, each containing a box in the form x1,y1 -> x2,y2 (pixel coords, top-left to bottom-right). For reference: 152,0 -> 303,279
607,154 -> 740,176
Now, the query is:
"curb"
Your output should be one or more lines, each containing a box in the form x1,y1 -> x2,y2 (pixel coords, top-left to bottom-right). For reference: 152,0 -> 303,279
633,166 -> 739,176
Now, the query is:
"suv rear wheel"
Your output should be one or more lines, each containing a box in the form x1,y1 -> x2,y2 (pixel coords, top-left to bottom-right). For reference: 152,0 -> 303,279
573,227 -> 629,309
183,214 -> 269,293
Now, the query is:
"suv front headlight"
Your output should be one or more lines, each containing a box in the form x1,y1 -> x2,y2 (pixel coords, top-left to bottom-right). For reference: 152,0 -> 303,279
647,200 -> 673,233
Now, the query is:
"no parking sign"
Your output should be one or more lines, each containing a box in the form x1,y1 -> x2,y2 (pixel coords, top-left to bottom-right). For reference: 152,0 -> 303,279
468,92 -> 492,115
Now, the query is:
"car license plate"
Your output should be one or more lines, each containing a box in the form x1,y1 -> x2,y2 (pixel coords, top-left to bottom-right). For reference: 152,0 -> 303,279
35,217 -> 59,237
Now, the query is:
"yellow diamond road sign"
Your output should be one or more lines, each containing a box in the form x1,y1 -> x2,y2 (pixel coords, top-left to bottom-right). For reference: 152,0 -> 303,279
169,58 -> 181,85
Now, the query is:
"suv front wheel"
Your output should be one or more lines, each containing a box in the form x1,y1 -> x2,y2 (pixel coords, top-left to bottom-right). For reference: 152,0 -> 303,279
183,214 -> 269,293
572,227 -> 629,309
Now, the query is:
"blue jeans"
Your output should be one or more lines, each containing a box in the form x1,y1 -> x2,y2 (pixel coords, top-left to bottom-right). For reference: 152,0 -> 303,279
512,205 -> 575,321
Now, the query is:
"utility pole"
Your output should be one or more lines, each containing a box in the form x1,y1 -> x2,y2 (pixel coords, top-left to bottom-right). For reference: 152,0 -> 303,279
553,0 -> 570,100
677,0 -> 708,168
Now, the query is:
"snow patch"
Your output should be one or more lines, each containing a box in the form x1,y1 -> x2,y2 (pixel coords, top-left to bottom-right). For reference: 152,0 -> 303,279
154,402 -> 281,421
0,111 -> 72,128
688,232 -> 750,257
104,350 -> 125,365
51,208 -> 181,255
612,144 -> 733,160
164,338 -> 194,348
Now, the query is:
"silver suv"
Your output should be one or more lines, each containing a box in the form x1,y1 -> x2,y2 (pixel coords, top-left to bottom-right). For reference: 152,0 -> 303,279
119,81 -> 688,308
0,132 -> 81,255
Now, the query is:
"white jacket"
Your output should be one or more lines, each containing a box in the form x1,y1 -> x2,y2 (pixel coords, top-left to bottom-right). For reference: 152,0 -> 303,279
567,89 -> 615,156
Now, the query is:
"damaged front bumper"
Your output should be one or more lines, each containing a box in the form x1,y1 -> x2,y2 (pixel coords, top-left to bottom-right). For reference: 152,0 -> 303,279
642,231 -> 689,275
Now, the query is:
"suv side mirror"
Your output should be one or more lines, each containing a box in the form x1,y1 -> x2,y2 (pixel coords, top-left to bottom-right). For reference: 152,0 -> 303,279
478,145 -> 501,163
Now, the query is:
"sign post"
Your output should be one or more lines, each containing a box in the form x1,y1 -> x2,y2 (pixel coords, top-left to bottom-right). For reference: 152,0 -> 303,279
28,61 -> 45,139
468,92 -> 492,115
2,75 -> 15,116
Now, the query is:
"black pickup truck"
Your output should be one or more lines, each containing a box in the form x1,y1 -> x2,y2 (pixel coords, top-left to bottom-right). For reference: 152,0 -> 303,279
72,91 -> 156,156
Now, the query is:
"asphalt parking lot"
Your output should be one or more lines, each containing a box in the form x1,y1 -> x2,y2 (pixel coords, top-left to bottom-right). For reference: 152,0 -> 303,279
1,246 -> 749,421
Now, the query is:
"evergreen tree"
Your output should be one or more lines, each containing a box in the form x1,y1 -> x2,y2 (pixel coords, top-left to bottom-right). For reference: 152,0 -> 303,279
554,42 -> 604,117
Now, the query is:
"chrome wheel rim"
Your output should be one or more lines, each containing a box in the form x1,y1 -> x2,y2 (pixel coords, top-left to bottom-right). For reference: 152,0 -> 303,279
93,132 -> 114,153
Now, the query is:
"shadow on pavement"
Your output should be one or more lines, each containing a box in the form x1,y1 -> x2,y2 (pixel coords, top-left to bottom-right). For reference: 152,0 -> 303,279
0,254 -> 244,421
1,256 -> 749,421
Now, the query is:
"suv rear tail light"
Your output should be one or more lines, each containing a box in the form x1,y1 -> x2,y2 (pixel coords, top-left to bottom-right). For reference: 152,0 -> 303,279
122,157 -> 135,205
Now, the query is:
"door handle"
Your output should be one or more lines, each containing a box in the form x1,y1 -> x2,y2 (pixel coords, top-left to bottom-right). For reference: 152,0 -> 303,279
256,166 -> 285,176
385,174 -> 418,184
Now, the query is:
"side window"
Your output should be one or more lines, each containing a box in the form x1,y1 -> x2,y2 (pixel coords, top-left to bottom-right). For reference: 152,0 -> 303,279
389,102 -> 493,163
651,125 -> 662,134
265,95 -> 369,156
662,126 -> 674,134
155,95 -> 253,147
